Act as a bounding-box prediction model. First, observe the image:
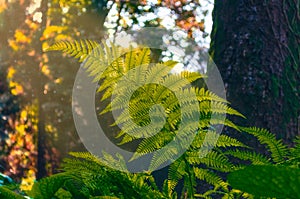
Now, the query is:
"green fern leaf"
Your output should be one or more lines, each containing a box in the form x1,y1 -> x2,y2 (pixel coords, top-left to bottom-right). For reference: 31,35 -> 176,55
64,176 -> 90,199
194,167 -> 228,190
135,48 -> 151,67
241,127 -> 289,163
124,46 -> 137,71
131,130 -> 175,158
187,151 -> 234,172
149,145 -> 181,171
199,101 -> 245,118
46,40 -> 99,62
168,157 -> 187,190
195,87 -> 228,103
179,71 -> 206,82
291,136 -> 300,159
224,149 -> 270,165
0,187 -> 24,199
191,130 -> 246,149
29,173 -> 72,199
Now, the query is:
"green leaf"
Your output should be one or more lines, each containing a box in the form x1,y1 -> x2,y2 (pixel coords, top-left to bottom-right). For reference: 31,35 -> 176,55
194,167 -> 228,190
224,149 -> 270,165
228,165 -> 300,198
241,127 -> 289,163
168,157 -> 187,190
0,187 -> 24,199
28,173 -> 71,199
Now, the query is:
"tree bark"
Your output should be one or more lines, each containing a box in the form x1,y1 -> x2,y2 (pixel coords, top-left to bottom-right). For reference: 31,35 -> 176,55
210,0 -> 300,142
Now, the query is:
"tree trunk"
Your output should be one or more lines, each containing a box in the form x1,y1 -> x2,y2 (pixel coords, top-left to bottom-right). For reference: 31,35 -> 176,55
210,0 -> 300,142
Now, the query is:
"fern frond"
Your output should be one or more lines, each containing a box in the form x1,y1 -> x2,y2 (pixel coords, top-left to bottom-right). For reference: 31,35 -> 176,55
199,101 -> 245,118
162,180 -> 177,199
143,63 -> 171,84
149,144 -> 181,171
241,127 -> 289,163
29,173 -> 72,199
160,74 -> 195,92
117,132 -> 136,145
135,48 -> 151,67
193,167 -> 228,191
198,116 -> 234,134
139,120 -> 200,168
291,136 -> 300,158
187,151 -> 235,172
179,71 -> 206,83
124,46 -> 136,71
0,187 -> 24,199
168,157 -> 187,190
67,152 -> 128,172
131,130 -> 175,159
99,152 -> 128,172
191,130 -> 246,149
69,152 -> 102,163
221,189 -> 253,199
63,154 -> 165,198
63,175 -> 90,199
224,149 -> 271,165
281,136 -> 300,167
216,135 -> 247,148
46,40 -> 99,62
195,87 -> 228,103
62,156 -> 105,177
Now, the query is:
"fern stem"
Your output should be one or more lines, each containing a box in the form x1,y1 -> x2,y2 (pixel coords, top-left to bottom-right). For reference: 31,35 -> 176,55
183,155 -> 196,199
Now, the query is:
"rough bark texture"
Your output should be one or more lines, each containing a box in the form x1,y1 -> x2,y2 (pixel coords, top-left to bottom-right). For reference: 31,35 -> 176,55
210,0 -> 300,141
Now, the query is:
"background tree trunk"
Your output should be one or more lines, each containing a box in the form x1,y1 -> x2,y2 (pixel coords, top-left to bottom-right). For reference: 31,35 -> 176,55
210,0 -> 300,142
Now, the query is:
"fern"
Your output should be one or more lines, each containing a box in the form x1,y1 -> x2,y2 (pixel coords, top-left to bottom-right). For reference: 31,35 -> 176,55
194,87 -> 228,103
48,40 -> 243,167
28,173 -> 73,199
61,152 -> 165,199
224,149 -> 271,165
47,40 -> 247,198
0,187 -> 24,199
45,40 -> 99,62
47,39 -> 299,198
291,136 -> 300,160
241,127 -> 289,163
193,167 -> 228,191
191,130 -> 247,149
63,177 -> 90,199
186,151 -> 235,172
168,157 -> 187,190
